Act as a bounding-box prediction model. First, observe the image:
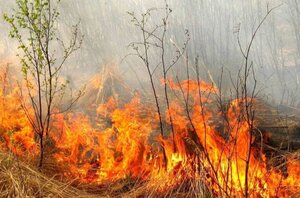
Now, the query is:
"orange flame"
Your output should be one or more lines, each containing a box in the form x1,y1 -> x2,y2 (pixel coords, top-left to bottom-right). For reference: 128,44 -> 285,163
1,72 -> 299,197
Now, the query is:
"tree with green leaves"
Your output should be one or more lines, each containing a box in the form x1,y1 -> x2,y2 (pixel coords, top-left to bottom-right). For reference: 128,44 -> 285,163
4,0 -> 83,168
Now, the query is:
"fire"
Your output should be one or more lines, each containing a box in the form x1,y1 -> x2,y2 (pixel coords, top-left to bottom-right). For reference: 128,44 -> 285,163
0,65 -> 37,156
0,67 -> 299,197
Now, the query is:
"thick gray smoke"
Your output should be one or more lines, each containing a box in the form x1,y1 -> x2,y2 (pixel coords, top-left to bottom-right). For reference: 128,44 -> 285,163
0,0 -> 299,105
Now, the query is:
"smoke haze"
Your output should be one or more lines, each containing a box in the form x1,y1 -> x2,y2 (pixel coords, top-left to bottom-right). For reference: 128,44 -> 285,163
0,0 -> 299,105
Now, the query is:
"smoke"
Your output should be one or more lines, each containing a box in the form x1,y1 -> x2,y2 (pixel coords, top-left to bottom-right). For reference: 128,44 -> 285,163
1,0 -> 299,105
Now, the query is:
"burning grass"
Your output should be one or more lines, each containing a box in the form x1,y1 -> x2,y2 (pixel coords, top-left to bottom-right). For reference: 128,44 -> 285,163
0,150 -> 299,198
0,63 -> 300,197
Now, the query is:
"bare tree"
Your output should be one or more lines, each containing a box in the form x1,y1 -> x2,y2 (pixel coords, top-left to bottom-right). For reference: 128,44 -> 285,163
235,4 -> 281,197
128,1 -> 189,155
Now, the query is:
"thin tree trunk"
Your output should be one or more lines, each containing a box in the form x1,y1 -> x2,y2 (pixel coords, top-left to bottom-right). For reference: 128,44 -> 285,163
38,133 -> 44,169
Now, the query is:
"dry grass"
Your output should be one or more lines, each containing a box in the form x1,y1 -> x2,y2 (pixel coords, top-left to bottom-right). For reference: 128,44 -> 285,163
0,149 -> 299,197
0,151 -> 211,198
0,152 -> 100,198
